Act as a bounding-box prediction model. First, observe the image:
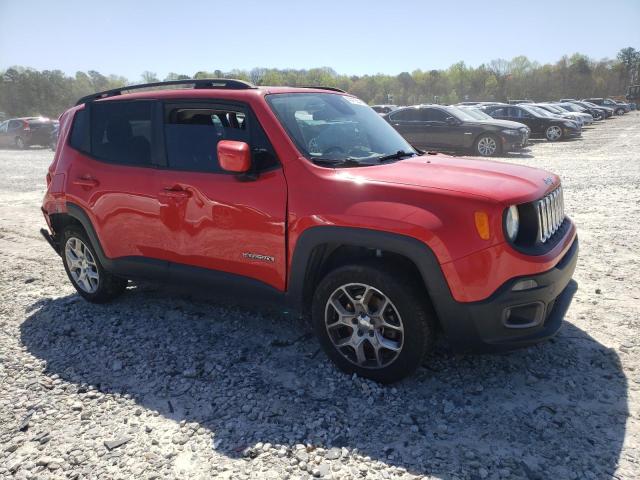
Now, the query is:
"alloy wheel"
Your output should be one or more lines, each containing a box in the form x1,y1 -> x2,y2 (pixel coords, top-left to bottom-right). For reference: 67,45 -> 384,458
15,137 -> 25,149
546,126 -> 562,141
65,237 -> 99,293
477,136 -> 497,156
324,283 -> 404,369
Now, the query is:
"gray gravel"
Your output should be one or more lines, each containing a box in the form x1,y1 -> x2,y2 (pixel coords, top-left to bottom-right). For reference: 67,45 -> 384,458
1,114 -> 639,479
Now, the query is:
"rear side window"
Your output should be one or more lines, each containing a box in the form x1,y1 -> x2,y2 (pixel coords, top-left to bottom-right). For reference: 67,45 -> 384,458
69,109 -> 89,152
163,106 -> 278,173
90,101 -> 153,166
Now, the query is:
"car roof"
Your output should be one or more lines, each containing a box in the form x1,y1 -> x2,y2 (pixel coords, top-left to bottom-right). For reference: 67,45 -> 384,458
78,86 -> 353,108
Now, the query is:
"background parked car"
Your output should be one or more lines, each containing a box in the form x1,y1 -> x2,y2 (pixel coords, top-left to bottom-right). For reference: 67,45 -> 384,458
579,100 -> 614,118
480,104 -> 581,141
536,103 -> 593,125
0,117 -> 56,149
385,104 -> 529,156
583,97 -> 630,115
557,101 -> 605,121
50,121 -> 60,151
508,99 -> 534,104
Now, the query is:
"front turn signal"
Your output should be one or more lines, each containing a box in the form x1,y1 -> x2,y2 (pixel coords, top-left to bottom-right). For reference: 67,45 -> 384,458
474,211 -> 491,240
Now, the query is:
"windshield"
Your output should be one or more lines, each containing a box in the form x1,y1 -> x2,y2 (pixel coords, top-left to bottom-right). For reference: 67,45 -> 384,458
266,93 -> 416,165
539,104 -> 562,114
524,105 -> 552,117
559,103 -> 581,112
454,107 -> 494,120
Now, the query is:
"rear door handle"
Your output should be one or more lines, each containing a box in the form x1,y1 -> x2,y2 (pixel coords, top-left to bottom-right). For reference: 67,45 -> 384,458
73,176 -> 99,188
159,187 -> 191,199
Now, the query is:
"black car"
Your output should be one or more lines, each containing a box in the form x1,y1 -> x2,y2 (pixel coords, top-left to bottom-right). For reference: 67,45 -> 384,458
480,104 -> 581,141
558,101 -> 605,121
576,101 -> 614,118
583,98 -> 630,115
0,117 -> 56,149
384,104 -> 529,156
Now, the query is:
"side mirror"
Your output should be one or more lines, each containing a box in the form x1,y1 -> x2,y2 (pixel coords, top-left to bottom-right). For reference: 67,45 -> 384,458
445,116 -> 459,126
218,140 -> 251,173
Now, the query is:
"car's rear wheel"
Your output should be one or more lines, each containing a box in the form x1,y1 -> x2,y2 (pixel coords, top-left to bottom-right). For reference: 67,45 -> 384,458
615,108 -> 625,116
61,226 -> 128,303
311,262 -> 435,383
545,125 -> 563,141
593,111 -> 603,121
475,134 -> 501,157
15,136 -> 25,149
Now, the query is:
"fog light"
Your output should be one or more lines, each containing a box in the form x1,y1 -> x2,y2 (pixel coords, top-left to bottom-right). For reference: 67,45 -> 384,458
512,279 -> 538,291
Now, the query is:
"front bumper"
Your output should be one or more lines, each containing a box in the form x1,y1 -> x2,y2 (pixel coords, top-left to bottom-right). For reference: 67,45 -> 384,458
439,237 -> 578,352
501,130 -> 529,151
564,127 -> 582,138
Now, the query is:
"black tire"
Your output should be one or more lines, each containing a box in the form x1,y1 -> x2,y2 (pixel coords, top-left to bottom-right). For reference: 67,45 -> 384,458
61,226 -> 127,303
311,261 -> 435,383
615,108 -> 625,116
474,133 -> 502,157
15,136 -> 25,149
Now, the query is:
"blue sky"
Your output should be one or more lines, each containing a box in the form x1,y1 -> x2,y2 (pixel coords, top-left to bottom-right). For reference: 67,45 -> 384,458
1,0 -> 639,80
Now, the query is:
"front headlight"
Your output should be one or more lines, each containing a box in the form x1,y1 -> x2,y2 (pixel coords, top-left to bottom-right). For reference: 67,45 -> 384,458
505,205 -> 519,241
501,129 -> 520,135
563,121 -> 575,128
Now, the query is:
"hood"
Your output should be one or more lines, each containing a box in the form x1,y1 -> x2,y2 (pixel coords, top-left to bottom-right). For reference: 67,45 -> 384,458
341,154 -> 558,204
466,119 -> 528,130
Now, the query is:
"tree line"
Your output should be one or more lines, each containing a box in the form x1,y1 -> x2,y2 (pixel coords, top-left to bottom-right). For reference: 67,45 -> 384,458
1,48 -> 638,119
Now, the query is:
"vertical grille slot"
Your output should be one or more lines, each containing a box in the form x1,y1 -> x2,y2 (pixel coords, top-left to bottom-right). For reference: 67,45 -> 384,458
536,186 -> 564,243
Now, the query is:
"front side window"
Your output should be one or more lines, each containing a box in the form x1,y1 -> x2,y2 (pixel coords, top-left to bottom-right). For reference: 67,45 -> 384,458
267,93 -> 415,165
163,106 -> 278,173
0,121 -> 7,133
91,101 -> 153,166
164,107 -> 248,173
390,108 -> 422,121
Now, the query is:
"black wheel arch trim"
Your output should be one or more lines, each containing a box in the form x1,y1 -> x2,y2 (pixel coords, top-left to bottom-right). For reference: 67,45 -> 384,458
285,226 -> 456,317
66,202 -> 115,271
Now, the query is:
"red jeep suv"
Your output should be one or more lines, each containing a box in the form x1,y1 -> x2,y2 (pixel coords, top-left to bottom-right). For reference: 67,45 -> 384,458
41,79 -> 578,383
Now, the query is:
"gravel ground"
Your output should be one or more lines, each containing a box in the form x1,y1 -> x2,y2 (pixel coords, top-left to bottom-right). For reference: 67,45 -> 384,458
1,113 -> 639,480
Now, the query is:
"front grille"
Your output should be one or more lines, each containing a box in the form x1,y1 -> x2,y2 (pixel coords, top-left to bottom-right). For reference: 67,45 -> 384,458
536,186 -> 565,243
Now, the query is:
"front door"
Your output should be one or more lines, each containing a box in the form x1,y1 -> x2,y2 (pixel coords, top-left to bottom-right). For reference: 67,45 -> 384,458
387,108 -> 426,148
154,102 -> 288,290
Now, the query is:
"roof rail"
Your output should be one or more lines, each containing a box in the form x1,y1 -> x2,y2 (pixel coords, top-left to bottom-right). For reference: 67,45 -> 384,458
75,78 -> 256,105
297,85 -> 346,93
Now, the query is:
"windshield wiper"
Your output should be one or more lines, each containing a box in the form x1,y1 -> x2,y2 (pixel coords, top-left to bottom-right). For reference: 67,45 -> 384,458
376,150 -> 417,162
311,157 -> 377,168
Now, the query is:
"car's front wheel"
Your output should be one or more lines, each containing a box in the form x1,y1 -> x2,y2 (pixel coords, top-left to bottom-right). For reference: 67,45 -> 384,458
615,108 -> 625,116
475,134 -> 501,157
61,226 -> 128,303
312,262 -> 435,383
545,125 -> 563,141
15,136 -> 25,149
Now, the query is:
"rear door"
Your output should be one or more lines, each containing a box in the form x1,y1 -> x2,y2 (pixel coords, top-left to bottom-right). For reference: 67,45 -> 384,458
154,101 -> 288,291
65,100 -> 173,262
